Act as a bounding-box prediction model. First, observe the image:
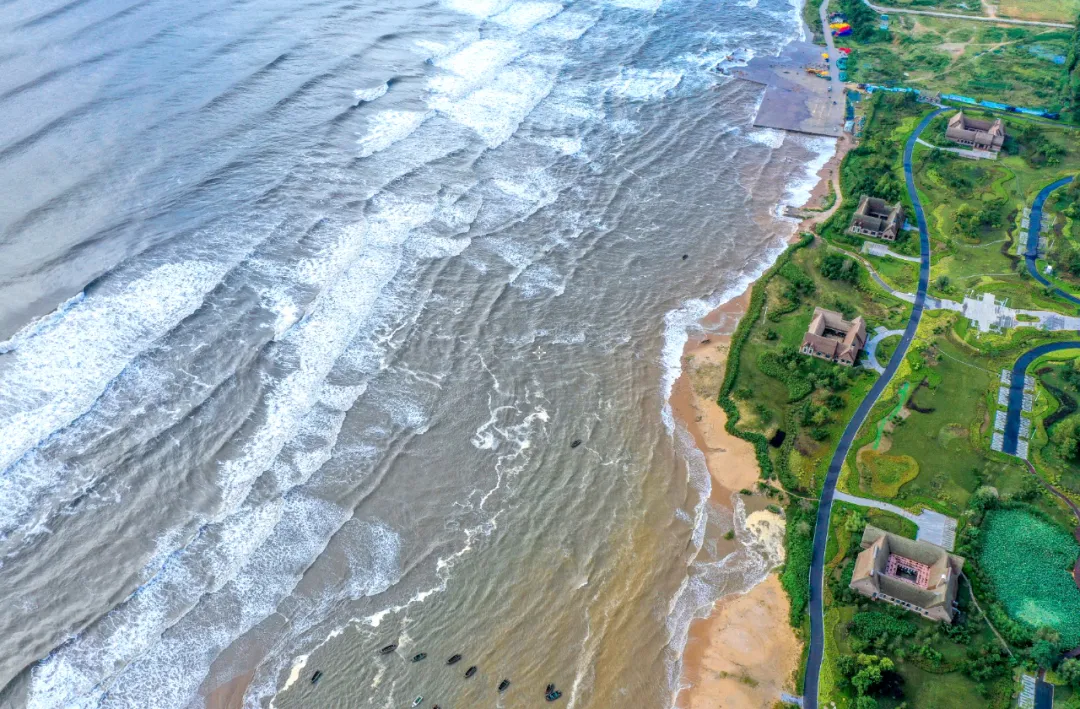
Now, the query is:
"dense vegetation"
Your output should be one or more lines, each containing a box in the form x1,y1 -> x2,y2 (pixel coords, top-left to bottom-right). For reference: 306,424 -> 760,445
978,508 -> 1080,646
1066,14 -> 1080,120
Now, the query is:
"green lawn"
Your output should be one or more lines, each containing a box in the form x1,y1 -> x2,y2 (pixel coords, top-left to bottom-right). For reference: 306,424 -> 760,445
908,116 -> 1080,310
836,10 -> 1074,112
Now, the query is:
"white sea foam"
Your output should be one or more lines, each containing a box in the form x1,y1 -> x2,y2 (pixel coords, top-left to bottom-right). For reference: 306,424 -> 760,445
353,83 -> 389,104
535,9 -> 598,39
433,38 -> 521,95
432,63 -> 559,148
781,134 -> 838,211
0,261 -> 229,475
356,110 -> 432,158
607,68 -> 683,101
746,126 -> 786,149
441,0 -> 514,18
491,1 -> 563,32
604,0 -> 663,11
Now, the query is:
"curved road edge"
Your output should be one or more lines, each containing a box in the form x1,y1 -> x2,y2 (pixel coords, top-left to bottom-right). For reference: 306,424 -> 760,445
803,107 -> 943,709
1025,175 -> 1079,306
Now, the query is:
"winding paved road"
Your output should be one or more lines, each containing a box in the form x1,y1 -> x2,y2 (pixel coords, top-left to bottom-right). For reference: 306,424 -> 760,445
1025,176 -> 1079,306
803,108 -> 942,709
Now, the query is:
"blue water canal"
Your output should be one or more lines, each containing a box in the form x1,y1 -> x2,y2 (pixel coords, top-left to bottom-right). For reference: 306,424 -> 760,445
1025,175 -> 1078,305
803,107 -> 942,709
1003,341 -> 1080,456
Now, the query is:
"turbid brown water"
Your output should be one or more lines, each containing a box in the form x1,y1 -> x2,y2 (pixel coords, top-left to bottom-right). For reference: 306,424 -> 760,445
0,0 -> 831,706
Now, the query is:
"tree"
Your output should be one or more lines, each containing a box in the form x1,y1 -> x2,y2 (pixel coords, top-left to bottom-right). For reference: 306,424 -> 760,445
1064,13 -> 1080,120
1059,658 -> 1080,688
1052,416 -> 1080,461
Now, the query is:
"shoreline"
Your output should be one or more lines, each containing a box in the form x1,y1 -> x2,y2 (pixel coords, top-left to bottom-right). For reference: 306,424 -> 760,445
671,131 -> 849,708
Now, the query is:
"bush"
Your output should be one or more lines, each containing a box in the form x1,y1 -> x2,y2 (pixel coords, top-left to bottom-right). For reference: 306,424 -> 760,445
821,252 -> 860,283
850,612 -> 918,644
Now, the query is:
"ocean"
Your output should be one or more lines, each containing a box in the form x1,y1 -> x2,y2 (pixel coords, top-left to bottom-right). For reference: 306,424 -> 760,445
0,0 -> 832,706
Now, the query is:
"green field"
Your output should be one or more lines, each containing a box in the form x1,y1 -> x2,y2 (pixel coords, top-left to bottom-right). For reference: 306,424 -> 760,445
909,114 -> 1080,311
835,10 -> 1075,111
980,508 -> 1080,645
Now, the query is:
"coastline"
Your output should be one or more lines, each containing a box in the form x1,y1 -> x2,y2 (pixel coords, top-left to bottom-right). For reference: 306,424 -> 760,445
672,132 -> 849,708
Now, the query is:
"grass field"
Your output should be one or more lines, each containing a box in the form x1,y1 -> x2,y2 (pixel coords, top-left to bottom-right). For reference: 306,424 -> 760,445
980,508 -> 1080,645
839,310 -> 1063,516
909,115 -> 1080,311
995,0 -> 1080,24
835,10 -> 1074,111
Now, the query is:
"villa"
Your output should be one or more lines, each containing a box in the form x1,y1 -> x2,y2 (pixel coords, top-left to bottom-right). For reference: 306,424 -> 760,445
849,526 -> 964,623
944,111 -> 1006,153
848,195 -> 905,241
800,307 -> 866,366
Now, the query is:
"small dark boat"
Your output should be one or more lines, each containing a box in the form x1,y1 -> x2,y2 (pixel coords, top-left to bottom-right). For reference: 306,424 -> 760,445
546,690 -> 563,702
310,670 -> 323,684
411,653 -> 427,662
464,666 -> 477,678
447,654 -> 462,665
379,643 -> 397,655
570,440 -> 582,448
545,684 -> 555,694
498,679 -> 510,692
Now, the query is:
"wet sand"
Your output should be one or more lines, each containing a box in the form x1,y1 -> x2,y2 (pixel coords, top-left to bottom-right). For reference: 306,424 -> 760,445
672,130 -> 845,706
679,574 -> 800,709
672,304 -> 802,709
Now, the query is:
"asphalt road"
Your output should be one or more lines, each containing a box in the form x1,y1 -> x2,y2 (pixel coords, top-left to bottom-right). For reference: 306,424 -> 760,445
1025,175 -> 1078,306
1003,341 -> 1080,455
803,107 -> 943,708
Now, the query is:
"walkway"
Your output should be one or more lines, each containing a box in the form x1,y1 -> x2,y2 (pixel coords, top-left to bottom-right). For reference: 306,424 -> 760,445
862,327 -> 904,374
862,241 -> 919,263
804,107 -> 943,709
1024,176 -> 1079,306
915,137 -> 997,160
863,0 -> 1073,28
833,491 -> 958,550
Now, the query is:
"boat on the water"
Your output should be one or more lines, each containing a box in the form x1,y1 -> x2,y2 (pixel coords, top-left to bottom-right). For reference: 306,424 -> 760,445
411,653 -> 426,662
498,679 -> 510,692
310,670 -> 323,684
446,654 -> 462,665
464,666 -> 477,678
380,644 -> 397,655
411,697 -> 422,707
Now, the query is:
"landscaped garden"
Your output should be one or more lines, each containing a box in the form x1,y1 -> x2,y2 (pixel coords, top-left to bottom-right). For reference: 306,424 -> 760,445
820,503 -> 1015,708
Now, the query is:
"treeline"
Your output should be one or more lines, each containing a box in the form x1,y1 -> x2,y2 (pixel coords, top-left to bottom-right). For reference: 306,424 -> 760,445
840,0 -> 890,44
1066,13 -> 1080,121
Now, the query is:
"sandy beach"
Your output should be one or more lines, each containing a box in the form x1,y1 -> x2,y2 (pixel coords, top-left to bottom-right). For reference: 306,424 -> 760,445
671,314 -> 802,709
671,130 -> 847,708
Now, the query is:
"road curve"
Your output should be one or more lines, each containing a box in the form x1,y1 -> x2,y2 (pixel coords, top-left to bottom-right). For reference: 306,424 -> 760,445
803,107 -> 943,708
1025,176 -> 1079,306
863,0 -> 1073,28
